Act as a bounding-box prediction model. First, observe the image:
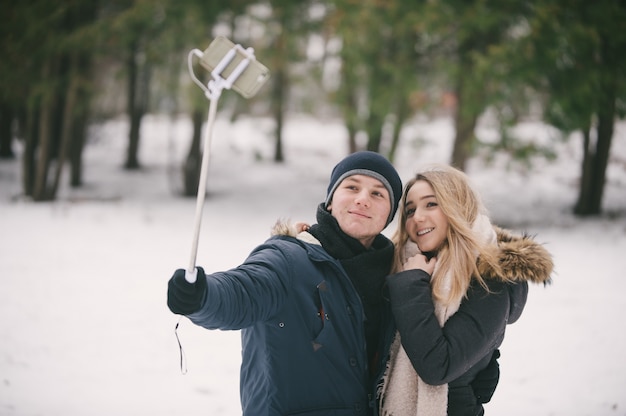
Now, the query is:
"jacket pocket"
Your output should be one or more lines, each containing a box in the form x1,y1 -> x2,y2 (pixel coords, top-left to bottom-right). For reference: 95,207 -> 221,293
312,280 -> 335,347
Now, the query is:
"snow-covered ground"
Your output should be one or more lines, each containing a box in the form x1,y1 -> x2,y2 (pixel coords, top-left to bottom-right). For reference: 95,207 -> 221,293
1,114 -> 625,415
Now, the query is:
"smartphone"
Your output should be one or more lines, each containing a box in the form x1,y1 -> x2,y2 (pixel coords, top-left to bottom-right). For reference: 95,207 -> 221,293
199,36 -> 270,99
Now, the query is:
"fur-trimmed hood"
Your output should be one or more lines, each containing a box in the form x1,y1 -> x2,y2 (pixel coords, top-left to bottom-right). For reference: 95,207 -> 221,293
478,226 -> 554,285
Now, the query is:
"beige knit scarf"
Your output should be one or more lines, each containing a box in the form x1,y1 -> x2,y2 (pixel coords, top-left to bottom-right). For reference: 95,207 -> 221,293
379,214 -> 496,416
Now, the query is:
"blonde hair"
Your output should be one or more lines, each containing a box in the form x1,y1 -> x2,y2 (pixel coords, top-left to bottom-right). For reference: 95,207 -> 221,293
391,165 -> 501,304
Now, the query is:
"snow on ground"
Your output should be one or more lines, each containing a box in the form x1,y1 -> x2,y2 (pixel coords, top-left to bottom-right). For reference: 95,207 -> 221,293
1,113 -> 625,415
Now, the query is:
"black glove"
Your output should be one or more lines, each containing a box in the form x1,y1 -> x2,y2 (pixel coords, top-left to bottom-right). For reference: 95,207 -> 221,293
471,349 -> 500,404
167,267 -> 207,315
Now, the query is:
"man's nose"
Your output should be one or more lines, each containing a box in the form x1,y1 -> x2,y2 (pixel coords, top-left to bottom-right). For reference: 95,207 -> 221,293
354,191 -> 371,206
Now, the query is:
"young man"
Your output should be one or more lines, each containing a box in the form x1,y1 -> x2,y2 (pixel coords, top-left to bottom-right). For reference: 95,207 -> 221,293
167,151 -> 403,415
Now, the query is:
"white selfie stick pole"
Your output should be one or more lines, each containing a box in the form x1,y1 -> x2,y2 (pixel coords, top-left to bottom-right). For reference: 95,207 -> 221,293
184,44 -> 256,283
185,96 -> 218,283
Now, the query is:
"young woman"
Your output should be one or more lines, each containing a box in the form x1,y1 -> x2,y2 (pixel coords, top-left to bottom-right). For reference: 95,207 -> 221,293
378,165 -> 553,416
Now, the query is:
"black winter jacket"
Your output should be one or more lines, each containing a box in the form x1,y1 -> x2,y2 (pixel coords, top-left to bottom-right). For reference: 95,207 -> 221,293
385,227 -> 553,415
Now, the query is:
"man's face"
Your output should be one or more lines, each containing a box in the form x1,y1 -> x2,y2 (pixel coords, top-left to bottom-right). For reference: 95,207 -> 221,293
327,174 -> 391,248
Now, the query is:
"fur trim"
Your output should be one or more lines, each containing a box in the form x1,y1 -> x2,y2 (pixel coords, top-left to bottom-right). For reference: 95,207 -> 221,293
478,226 -> 553,285
271,219 -> 300,237
271,219 -> 320,245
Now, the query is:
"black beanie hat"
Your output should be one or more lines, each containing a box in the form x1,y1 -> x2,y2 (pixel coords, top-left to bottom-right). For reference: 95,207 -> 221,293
325,151 -> 402,226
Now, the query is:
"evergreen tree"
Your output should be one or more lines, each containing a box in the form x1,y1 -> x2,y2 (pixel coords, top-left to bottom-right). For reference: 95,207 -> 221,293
523,0 -> 626,216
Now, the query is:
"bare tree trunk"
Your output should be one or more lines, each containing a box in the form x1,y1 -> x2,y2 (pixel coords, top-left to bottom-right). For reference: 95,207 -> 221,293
347,124 -> 358,154
22,106 -> 38,197
33,98 -> 53,201
183,108 -> 203,196
0,103 -> 15,159
574,34 -> 617,217
50,55 -> 79,197
364,112 -> 383,153
574,125 -> 593,214
272,67 -> 285,163
574,91 -> 615,216
342,85 -> 358,154
339,39 -> 359,154
69,114 -> 87,187
32,58 -> 58,201
451,73 -> 479,171
270,12 -> 288,163
387,97 -> 410,163
125,40 -> 146,170
364,66 -> 386,153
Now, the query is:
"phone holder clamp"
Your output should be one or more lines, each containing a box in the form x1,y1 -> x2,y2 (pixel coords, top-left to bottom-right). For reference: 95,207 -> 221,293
188,44 -> 256,101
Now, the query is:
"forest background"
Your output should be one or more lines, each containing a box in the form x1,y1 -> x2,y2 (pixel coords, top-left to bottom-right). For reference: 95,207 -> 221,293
1,0 -> 625,217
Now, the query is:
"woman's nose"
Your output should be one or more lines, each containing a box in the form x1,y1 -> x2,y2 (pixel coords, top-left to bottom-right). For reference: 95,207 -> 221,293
410,209 -> 424,223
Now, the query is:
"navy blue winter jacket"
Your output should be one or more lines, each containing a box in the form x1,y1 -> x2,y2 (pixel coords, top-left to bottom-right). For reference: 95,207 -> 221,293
188,234 -> 394,416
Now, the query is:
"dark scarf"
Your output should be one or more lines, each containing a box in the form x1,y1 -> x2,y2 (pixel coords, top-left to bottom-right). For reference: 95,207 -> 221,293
308,203 -> 394,373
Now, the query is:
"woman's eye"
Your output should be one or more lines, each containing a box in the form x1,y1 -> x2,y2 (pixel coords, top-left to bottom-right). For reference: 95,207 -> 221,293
405,208 -> 415,217
426,201 -> 438,208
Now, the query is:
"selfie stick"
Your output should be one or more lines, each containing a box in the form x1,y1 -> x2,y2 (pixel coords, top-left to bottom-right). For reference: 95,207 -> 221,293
184,42 -> 260,283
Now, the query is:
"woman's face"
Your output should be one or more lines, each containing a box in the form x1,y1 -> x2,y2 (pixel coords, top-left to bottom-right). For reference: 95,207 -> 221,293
404,180 -> 449,253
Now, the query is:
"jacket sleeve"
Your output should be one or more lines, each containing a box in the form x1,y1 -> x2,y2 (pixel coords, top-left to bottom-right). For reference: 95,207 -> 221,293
386,269 -> 512,385
187,238 -> 294,330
